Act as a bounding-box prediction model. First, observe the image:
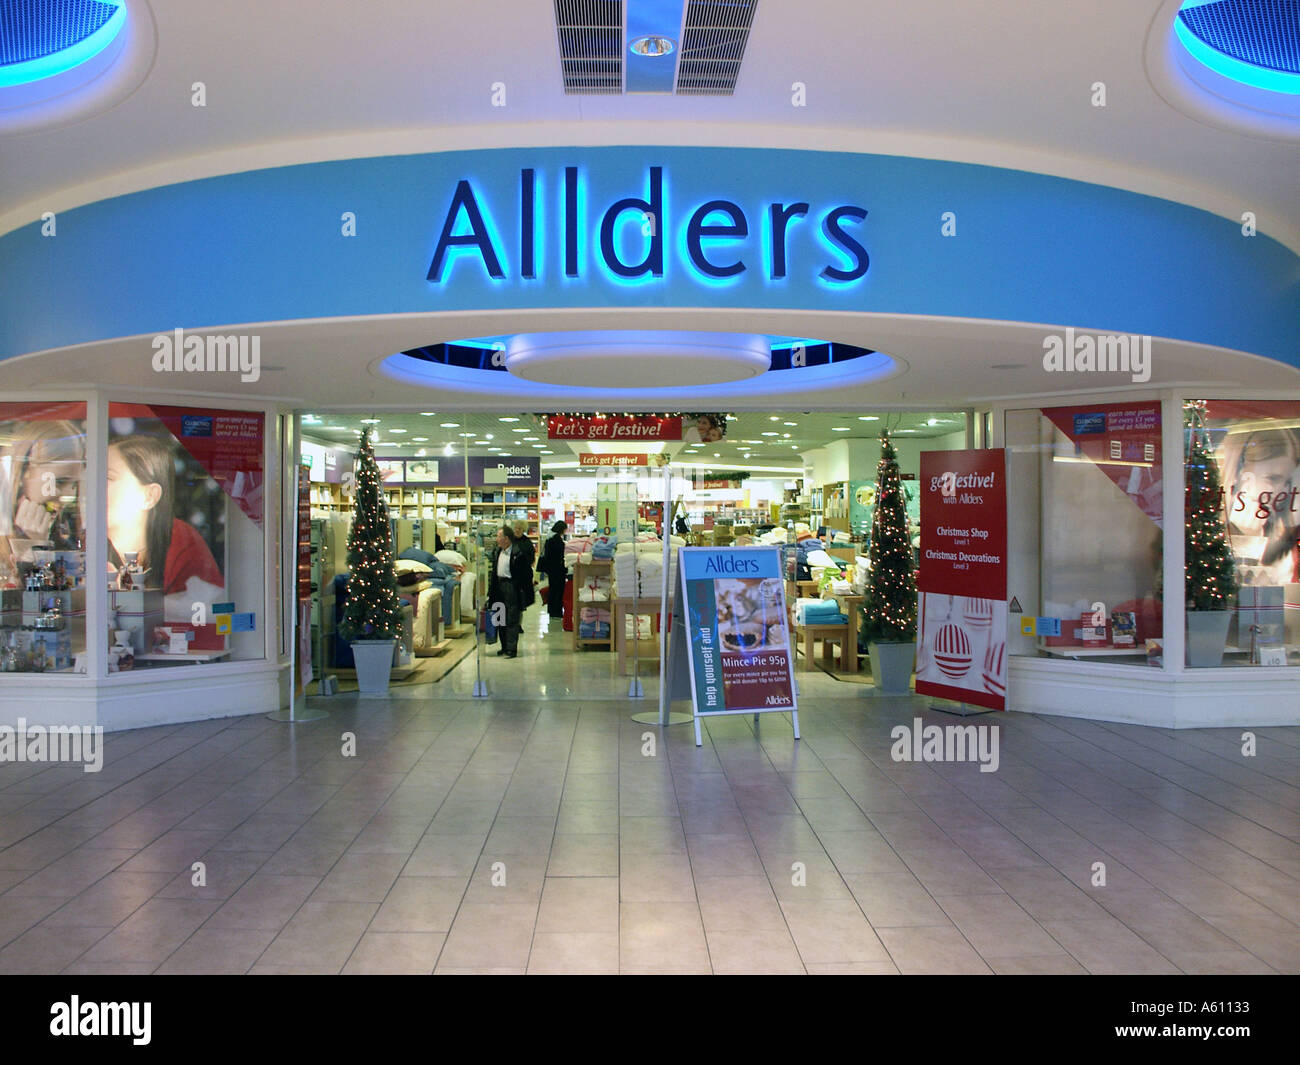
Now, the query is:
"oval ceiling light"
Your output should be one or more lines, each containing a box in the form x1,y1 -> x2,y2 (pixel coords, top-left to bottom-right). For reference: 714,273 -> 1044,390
629,35 -> 675,57
0,0 -> 127,88
504,331 -> 770,389
1174,0 -> 1300,95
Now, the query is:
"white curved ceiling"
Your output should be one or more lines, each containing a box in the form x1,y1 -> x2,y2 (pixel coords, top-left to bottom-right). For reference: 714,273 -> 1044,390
1,0 -> 1297,252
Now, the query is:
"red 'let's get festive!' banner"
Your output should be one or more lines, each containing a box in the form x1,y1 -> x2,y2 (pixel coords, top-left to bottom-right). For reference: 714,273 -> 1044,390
548,414 -> 682,441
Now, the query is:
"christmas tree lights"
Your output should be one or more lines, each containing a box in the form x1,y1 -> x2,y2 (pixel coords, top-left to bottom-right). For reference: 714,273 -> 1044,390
339,427 -> 405,641
1184,401 -> 1239,612
862,431 -> 918,643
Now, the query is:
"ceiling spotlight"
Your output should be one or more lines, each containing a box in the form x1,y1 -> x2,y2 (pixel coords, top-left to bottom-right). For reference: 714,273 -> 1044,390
831,427 -> 850,431
784,421 -> 797,426
859,416 -> 879,421
630,35 -> 675,56
420,412 -> 436,416
361,418 -> 381,424
440,422 -> 458,427
761,431 -> 778,437
499,417 -> 519,422
388,428 -> 407,434
769,416 -> 780,421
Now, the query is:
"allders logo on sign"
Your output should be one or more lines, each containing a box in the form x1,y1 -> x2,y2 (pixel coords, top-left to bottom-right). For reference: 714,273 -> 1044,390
427,166 -> 870,286
931,470 -> 996,505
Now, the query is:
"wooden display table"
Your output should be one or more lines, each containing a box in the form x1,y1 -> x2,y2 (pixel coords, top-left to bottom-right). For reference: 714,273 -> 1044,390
612,596 -> 665,675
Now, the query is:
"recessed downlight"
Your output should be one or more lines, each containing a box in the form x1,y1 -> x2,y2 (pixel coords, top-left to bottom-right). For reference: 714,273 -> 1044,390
630,35 -> 675,57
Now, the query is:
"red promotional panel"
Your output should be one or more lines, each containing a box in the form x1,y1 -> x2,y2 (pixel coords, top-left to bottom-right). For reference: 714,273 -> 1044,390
1042,402 -> 1162,526
916,450 -> 1008,710
918,450 -> 1007,599
548,414 -> 682,441
114,403 -> 265,526
297,463 -> 312,601
579,453 -> 649,466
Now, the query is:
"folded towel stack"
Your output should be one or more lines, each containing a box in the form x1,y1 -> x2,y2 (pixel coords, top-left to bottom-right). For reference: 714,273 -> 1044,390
578,605 -> 612,639
796,598 -> 848,625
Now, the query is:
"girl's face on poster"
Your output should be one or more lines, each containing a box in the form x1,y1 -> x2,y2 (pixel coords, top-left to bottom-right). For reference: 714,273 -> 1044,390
106,445 -> 161,546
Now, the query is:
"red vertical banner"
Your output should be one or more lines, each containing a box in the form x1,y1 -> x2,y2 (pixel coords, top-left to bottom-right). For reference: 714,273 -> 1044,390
915,450 -> 1009,710
297,463 -> 312,602
296,464 -> 313,692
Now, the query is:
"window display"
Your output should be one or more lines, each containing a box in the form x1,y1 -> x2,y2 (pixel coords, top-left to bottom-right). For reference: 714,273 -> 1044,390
1005,402 -> 1163,666
107,404 -> 265,669
1194,400 -> 1300,665
0,403 -> 88,673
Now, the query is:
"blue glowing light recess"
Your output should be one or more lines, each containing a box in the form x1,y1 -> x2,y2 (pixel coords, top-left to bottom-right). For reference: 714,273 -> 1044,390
1175,0 -> 1300,94
0,0 -> 125,88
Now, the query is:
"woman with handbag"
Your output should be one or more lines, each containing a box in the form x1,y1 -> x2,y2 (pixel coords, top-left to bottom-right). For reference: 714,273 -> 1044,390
488,525 -> 531,657
538,520 -> 568,620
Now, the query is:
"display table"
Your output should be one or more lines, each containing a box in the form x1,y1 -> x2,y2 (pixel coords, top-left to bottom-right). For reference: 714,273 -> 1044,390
612,596 -> 665,676
839,593 -> 863,674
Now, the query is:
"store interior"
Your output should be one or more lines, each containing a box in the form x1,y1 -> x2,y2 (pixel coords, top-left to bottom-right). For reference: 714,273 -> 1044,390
298,410 -> 967,691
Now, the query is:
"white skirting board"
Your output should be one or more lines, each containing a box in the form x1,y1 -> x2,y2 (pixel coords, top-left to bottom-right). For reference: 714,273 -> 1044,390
1009,657 -> 1300,728
0,661 -> 285,732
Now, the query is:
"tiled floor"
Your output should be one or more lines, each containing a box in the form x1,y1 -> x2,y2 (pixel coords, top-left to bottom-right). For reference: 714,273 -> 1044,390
1,614 -> 1298,974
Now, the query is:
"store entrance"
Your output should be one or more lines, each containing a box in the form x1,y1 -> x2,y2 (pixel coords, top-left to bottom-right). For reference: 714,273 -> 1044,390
299,409 -> 969,701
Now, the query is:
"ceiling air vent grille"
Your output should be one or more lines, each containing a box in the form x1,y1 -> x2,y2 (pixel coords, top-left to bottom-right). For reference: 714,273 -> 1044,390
675,0 -> 757,96
554,0 -> 624,94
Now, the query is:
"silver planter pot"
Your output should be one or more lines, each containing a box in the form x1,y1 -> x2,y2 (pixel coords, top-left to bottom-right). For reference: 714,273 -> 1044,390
1186,610 -> 1232,668
351,639 -> 396,697
869,640 -> 916,694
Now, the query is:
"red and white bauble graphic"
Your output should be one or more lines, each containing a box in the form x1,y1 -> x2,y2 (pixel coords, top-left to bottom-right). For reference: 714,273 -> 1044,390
933,623 -> 973,678
963,597 -> 994,628
982,640 -> 1006,698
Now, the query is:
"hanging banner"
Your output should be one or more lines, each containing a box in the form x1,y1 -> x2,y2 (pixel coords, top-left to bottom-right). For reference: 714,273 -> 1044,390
297,463 -> 312,601
916,450 -> 1008,710
548,414 -> 682,441
679,546 -> 797,718
579,453 -> 649,466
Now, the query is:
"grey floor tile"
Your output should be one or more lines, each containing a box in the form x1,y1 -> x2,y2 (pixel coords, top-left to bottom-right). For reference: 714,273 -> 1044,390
205,874 -> 321,931
547,834 -> 619,877
370,877 -> 466,933
536,877 -> 619,933
875,925 -> 994,975
527,931 -> 619,974
935,892 -> 1063,958
342,932 -> 446,974
780,898 -> 891,964
706,929 -> 806,974
81,898 -> 222,964
257,901 -> 378,969
437,902 -> 537,969
845,872 -> 952,927
1039,917 -> 1181,975
155,927 -> 279,974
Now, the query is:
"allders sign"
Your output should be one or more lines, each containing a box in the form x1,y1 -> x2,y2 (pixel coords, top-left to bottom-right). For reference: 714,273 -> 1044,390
426,166 -> 870,286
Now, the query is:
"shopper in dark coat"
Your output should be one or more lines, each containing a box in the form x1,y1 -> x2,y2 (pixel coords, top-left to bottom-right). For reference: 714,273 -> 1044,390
538,521 -> 568,619
488,525 -> 531,656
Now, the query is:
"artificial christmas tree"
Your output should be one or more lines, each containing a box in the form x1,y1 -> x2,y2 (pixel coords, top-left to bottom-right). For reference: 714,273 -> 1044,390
340,427 -> 405,694
861,431 -> 919,691
1184,401 -> 1238,667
